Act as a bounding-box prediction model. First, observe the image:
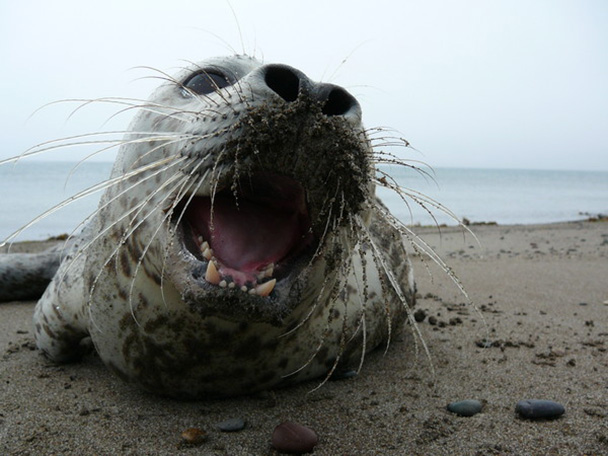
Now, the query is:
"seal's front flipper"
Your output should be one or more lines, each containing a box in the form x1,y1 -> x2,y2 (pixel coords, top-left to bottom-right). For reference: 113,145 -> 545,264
33,247 -> 91,363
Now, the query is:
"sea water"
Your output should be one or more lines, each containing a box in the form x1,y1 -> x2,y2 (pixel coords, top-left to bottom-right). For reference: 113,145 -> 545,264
0,161 -> 606,241
376,166 -> 608,226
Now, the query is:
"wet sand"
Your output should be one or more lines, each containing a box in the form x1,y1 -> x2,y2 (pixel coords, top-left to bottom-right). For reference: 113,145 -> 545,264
1,221 -> 607,455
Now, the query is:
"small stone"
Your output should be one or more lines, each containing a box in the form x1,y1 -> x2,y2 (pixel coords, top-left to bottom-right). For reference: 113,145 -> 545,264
447,399 -> 483,417
180,427 -> 208,445
413,309 -> 427,323
515,400 -> 565,419
216,417 -> 246,432
272,421 -> 318,454
330,369 -> 357,381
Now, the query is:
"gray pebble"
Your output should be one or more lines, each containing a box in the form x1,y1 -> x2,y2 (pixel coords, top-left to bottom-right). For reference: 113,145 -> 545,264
216,417 -> 246,432
330,369 -> 357,381
447,399 -> 483,417
413,309 -> 427,322
515,399 -> 565,419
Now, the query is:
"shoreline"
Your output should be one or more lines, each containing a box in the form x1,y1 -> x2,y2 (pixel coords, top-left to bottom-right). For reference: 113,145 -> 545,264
2,216 -> 606,246
1,221 -> 607,455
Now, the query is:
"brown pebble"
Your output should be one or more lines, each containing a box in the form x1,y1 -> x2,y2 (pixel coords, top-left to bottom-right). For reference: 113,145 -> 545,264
181,427 -> 207,445
272,421 -> 318,454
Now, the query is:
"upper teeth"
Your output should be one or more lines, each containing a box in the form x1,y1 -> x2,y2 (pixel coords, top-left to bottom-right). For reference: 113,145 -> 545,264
204,259 -> 221,284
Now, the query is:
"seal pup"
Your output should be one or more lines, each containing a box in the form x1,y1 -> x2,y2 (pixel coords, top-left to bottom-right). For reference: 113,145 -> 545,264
2,55 -> 451,398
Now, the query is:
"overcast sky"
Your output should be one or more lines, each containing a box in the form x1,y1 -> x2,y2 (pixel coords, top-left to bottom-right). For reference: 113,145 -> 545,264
1,0 -> 607,170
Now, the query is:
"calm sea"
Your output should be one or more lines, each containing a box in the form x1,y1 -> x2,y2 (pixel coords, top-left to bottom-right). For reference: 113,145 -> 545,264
0,161 -> 606,241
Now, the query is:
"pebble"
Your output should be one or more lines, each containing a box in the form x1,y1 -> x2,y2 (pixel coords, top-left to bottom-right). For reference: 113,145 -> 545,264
447,399 -> 483,417
330,369 -> 357,381
180,427 -> 208,445
271,421 -> 318,454
515,399 -> 565,419
216,417 -> 246,432
413,309 -> 427,322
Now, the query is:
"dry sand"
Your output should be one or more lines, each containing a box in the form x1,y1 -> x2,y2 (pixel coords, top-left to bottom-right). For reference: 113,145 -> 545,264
1,221 -> 607,455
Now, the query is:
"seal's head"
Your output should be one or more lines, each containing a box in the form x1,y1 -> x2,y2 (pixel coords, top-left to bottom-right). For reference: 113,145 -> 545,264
35,56 -> 415,398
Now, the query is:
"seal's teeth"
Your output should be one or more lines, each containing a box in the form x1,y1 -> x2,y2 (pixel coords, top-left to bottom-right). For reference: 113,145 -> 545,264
202,247 -> 213,261
265,263 -> 275,278
255,279 -> 276,297
201,241 -> 209,251
257,263 -> 275,280
197,236 -> 203,244
219,280 -> 227,288
240,286 -> 248,293
205,261 -> 221,285
228,282 -> 236,289
248,288 -> 256,295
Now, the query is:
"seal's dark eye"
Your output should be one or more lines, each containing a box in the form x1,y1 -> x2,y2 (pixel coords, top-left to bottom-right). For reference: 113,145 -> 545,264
183,70 -> 232,95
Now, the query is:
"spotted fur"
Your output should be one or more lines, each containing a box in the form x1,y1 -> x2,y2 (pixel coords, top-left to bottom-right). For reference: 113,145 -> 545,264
24,56 -> 426,398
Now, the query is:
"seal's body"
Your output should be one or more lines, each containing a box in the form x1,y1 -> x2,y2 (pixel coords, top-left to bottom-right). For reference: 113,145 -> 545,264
31,56 -> 415,398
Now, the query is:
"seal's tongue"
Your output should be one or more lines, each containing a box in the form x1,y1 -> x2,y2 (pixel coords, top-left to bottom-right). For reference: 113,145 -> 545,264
185,176 -> 312,285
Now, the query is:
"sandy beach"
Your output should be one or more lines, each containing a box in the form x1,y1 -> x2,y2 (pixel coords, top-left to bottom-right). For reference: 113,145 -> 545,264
1,221 -> 607,455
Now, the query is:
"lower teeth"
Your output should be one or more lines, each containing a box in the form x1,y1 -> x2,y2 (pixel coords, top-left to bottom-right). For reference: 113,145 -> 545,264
199,237 -> 276,297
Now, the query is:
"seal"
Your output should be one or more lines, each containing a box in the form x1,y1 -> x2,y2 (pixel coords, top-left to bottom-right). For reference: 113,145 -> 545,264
7,56 -> 422,398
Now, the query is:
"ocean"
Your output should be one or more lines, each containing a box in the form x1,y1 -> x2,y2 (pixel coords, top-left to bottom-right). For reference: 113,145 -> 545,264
0,161 -> 606,242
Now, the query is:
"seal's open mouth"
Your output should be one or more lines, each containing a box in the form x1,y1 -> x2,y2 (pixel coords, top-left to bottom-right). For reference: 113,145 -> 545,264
177,174 -> 316,297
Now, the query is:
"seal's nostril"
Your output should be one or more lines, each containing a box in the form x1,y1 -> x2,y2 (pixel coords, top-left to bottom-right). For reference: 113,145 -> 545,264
264,65 -> 300,102
322,87 -> 357,117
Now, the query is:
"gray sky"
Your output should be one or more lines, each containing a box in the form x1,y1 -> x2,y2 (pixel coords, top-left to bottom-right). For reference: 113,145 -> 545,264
1,0 -> 607,170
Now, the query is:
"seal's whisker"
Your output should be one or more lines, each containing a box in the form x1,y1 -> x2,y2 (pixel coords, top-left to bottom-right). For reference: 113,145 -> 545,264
367,135 -> 412,147
224,2 -> 246,56
320,42 -> 368,84
99,104 -> 191,128
282,257 -> 345,378
365,126 -> 412,144
25,55 -> 432,398
232,78 -> 255,109
346,243 -> 370,377
371,150 -> 431,171
132,67 -> 224,110
55,156 -> 188,283
179,60 -> 244,111
306,184 -> 340,265
374,201 -> 476,313
65,133 -> 206,186
355,312 -> 367,374
278,271 -> 332,338
3,131 -> 194,169
207,149 -> 228,232
279,189 -> 341,334
373,168 -> 462,227
121,132 -> 213,174
0,155 -> 184,248
158,166 -> 211,308
87,170 -> 190,330
349,218 -> 370,374
354,214 -> 435,377
34,96 -> 200,120
126,172 -> 200,323
306,257 -> 354,393
372,159 -> 436,186
62,153 -> 188,244
52,97 -> 196,124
